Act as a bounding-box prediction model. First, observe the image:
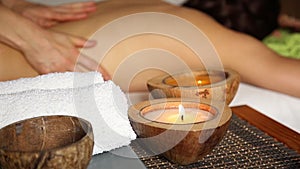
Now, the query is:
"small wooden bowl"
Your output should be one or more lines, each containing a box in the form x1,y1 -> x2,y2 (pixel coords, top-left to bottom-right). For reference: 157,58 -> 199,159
0,116 -> 94,169
128,98 -> 231,165
147,69 -> 240,104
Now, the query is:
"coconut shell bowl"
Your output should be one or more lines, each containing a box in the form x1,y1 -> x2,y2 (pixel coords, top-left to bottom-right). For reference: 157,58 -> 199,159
0,116 -> 94,169
147,69 -> 240,105
128,98 -> 232,165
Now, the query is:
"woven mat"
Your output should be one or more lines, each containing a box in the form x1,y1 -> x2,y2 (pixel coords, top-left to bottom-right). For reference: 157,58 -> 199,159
130,114 -> 300,168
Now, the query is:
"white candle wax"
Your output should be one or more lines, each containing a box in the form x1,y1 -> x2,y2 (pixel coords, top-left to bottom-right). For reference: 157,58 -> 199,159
143,106 -> 214,124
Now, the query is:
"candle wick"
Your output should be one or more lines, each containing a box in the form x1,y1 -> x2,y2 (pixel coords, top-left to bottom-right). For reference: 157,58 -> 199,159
179,104 -> 185,122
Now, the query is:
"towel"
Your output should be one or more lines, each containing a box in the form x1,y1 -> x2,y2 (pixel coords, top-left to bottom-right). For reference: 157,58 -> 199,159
0,71 -> 104,94
0,72 -> 136,155
263,29 -> 300,59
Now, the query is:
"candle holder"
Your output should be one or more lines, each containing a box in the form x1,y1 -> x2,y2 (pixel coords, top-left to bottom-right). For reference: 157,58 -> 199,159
0,116 -> 94,169
128,98 -> 231,165
147,69 -> 240,104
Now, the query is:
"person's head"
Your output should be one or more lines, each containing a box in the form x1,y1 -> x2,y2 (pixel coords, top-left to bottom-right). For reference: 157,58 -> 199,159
184,0 -> 280,39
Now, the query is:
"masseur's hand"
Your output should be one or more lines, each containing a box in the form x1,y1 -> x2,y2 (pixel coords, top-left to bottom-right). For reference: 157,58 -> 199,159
1,0 -> 97,27
22,29 -> 111,80
0,4 -> 110,80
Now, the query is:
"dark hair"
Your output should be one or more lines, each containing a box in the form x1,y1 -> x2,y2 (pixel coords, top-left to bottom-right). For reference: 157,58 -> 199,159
183,0 -> 280,39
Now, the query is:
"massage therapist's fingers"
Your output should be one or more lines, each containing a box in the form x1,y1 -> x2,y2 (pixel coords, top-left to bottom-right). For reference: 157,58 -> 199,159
37,18 -> 59,28
43,2 -> 97,22
13,1 -> 96,27
51,2 -> 97,14
98,66 -> 111,80
22,28 -> 99,74
47,32 -> 98,73
77,53 -> 100,70
68,35 -> 97,48
77,54 -> 111,80
44,11 -> 89,22
69,35 -> 111,80
21,12 -> 58,28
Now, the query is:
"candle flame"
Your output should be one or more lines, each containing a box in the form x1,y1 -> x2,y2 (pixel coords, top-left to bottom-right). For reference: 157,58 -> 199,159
179,104 -> 185,121
197,80 -> 202,85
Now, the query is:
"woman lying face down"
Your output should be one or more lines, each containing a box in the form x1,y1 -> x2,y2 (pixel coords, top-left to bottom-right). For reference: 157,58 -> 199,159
0,0 -> 300,98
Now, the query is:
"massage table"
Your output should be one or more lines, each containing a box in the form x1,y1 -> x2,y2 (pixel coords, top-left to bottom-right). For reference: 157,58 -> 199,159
1,0 -> 298,133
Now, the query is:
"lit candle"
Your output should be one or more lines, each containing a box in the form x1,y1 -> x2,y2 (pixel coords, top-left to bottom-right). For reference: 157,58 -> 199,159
178,104 -> 185,121
142,104 -> 214,124
129,99 -> 232,165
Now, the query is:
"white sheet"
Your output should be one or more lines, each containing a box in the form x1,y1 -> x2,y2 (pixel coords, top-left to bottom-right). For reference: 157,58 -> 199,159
230,83 -> 300,133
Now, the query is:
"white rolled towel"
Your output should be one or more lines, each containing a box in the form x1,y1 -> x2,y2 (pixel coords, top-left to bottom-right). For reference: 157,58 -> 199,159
0,72 -> 136,155
0,71 -> 104,94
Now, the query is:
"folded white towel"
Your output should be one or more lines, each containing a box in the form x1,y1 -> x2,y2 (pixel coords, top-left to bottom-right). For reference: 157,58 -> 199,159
0,72 -> 136,155
0,71 -> 104,94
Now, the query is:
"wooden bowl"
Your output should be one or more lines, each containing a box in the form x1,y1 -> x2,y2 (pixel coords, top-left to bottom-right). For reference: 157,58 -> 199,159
128,98 -> 231,165
0,116 -> 94,169
147,69 -> 240,104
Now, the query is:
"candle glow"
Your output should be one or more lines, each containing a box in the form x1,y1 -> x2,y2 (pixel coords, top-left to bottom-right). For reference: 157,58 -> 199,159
143,104 -> 214,124
163,72 -> 225,87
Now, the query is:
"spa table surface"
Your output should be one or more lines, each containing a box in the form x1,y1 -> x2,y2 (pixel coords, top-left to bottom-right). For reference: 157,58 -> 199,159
88,105 -> 300,169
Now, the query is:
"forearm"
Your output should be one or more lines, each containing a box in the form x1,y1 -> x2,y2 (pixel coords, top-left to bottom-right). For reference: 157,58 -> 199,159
0,5 -> 22,49
217,30 -> 300,97
0,4 -> 40,51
